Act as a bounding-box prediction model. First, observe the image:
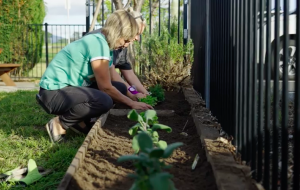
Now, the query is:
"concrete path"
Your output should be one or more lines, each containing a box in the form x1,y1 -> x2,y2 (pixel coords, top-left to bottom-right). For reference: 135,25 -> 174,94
0,82 -> 39,92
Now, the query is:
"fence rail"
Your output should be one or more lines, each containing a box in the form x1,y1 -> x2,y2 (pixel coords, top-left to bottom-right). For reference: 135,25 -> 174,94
191,0 -> 299,189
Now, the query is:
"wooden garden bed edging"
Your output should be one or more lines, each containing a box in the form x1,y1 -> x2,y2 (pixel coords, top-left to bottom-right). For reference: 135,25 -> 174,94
57,112 -> 109,190
182,87 -> 261,190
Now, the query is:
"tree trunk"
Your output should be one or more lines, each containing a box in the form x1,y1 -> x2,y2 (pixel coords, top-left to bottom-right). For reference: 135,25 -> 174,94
171,0 -> 179,20
112,0 -> 124,10
134,0 -> 145,12
150,0 -> 159,32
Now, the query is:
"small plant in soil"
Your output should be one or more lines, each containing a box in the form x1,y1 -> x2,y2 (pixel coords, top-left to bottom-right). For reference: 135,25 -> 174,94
149,84 -> 165,102
138,95 -> 158,106
118,132 -> 183,190
127,109 -> 172,152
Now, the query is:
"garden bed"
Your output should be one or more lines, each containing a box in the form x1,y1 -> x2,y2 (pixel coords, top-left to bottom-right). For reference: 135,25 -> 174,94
63,91 -> 217,190
58,88 -> 257,190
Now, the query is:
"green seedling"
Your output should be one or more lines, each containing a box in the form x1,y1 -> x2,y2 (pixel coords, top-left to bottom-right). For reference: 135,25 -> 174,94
118,132 -> 183,190
139,95 -> 158,106
149,84 -> 165,102
127,109 -> 172,152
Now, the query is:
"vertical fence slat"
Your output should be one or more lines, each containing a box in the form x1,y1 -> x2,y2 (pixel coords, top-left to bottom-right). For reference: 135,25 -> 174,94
178,0 -> 180,44
257,0 -> 265,182
45,23 -> 49,67
236,0 -> 241,152
252,0 -> 258,179
264,0 -> 272,187
205,0 -> 210,109
294,0 -> 300,188
238,0 -> 243,154
281,0 -> 290,188
247,0 -> 253,165
242,0 -> 248,160
272,0 -> 280,188
159,0 -> 161,36
102,0 -> 104,27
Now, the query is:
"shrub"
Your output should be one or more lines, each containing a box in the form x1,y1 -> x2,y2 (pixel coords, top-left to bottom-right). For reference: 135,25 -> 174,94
135,21 -> 194,91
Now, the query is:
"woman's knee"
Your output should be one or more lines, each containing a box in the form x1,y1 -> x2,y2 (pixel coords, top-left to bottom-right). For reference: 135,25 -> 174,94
96,93 -> 113,112
111,81 -> 127,95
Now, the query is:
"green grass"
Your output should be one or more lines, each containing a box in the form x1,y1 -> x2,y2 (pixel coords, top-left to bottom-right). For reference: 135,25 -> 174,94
0,90 -> 85,190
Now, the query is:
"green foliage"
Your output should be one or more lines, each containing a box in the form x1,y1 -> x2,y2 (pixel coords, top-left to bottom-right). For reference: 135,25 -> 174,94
118,132 -> 183,190
0,91 -> 84,190
135,19 -> 194,91
0,0 -> 46,75
139,95 -> 158,106
127,110 -> 172,153
149,84 -> 165,102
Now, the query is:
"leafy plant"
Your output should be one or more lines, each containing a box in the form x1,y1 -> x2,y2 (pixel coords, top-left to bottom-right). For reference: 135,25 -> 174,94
135,20 -> 194,91
138,95 -> 158,106
118,132 -> 183,190
0,0 -> 45,74
127,109 -> 172,152
149,84 -> 165,102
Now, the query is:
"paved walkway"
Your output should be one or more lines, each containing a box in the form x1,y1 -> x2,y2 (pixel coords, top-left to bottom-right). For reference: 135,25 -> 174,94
0,82 -> 39,92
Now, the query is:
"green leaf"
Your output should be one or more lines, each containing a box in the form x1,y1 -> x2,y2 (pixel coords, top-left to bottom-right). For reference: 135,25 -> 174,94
152,131 -> 159,138
129,123 -> 141,136
117,155 -> 142,162
149,148 -> 164,158
127,109 -> 143,122
152,124 -> 172,133
157,140 -> 168,149
132,135 -> 140,153
144,110 -> 157,124
137,132 -> 153,153
149,172 -> 174,190
163,142 -> 183,158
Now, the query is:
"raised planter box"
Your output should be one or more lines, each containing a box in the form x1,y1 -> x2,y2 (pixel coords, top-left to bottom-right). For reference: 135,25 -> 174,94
57,88 -> 258,190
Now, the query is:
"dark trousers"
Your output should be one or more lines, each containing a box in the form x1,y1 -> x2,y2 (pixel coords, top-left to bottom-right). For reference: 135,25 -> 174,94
38,81 -> 127,129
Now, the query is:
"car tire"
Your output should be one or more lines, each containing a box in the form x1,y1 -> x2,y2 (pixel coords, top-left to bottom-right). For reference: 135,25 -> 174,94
271,38 -> 296,81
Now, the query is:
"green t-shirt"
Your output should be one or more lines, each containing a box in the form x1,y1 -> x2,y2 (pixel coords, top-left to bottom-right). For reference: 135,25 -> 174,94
39,33 -> 113,90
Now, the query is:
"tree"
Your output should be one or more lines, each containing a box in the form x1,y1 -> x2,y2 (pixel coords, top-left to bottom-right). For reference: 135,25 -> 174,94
0,0 -> 46,74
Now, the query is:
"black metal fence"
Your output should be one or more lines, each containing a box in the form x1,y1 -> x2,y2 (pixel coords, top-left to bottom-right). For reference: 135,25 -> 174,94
190,0 -> 300,189
0,0 -> 188,80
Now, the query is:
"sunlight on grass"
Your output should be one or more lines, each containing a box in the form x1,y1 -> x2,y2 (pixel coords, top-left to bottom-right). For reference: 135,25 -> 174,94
0,91 -> 85,190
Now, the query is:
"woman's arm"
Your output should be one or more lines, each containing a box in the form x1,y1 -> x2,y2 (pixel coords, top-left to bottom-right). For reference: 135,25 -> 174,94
121,69 -> 149,95
91,59 -> 152,109
109,66 -> 138,101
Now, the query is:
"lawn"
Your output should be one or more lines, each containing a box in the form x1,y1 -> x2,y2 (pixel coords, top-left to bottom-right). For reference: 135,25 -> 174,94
0,90 -> 85,190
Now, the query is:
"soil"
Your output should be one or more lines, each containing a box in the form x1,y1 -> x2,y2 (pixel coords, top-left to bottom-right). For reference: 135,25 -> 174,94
68,91 -> 218,190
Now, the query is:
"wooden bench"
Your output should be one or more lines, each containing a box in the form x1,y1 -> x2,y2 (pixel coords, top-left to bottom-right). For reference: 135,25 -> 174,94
0,64 -> 21,86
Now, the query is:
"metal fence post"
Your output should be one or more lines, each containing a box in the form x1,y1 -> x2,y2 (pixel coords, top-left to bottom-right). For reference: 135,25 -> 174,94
168,0 -> 171,43
102,0 -> 104,26
183,0 -> 188,45
178,0 -> 180,44
86,0 -> 90,32
159,0 -> 161,36
205,0 -> 210,109
45,23 -> 49,68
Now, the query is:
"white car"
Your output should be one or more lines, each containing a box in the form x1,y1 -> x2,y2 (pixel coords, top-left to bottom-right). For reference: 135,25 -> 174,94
257,1 -> 296,80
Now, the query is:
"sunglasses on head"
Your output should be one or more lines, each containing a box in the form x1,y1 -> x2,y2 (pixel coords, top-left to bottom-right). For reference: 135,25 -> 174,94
134,15 -> 144,22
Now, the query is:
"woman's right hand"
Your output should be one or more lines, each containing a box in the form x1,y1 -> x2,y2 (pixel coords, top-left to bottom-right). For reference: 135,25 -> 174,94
130,101 -> 153,110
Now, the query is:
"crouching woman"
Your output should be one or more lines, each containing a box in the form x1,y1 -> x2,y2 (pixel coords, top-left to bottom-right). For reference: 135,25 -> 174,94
38,10 -> 153,143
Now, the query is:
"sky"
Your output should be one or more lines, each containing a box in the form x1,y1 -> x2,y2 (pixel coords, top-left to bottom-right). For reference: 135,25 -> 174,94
43,0 -> 87,24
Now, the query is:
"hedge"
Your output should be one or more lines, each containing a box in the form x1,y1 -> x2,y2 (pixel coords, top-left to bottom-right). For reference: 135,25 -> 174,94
0,0 -> 46,75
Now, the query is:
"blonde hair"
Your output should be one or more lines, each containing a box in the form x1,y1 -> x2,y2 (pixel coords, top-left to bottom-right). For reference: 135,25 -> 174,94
126,7 -> 146,33
102,10 -> 139,49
